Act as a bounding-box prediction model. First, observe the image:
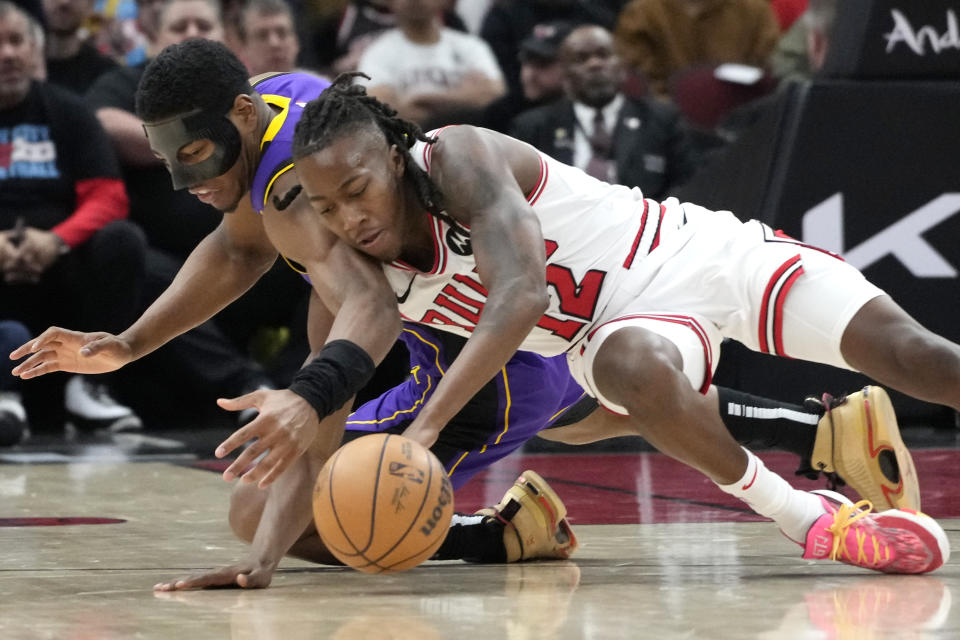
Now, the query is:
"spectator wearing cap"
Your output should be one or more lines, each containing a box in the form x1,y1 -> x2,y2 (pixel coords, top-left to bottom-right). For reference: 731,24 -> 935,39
511,24 -> 696,200
479,0 -> 625,99
480,20 -> 571,133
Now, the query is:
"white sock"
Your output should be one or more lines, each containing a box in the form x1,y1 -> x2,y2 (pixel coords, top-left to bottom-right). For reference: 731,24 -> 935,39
450,513 -> 486,527
717,447 -> 827,543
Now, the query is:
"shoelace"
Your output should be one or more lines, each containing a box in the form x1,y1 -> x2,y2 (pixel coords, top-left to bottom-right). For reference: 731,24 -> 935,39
826,500 -> 891,567
804,393 -> 852,488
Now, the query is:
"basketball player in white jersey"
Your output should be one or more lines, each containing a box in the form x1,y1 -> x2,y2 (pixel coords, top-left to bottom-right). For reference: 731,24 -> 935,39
252,75 -> 959,574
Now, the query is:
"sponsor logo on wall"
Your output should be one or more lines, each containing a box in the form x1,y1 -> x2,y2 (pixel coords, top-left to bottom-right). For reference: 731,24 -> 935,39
802,193 -> 960,277
885,9 -> 960,55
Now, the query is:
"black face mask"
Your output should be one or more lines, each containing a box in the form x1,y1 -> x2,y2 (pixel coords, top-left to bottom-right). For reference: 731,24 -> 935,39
143,107 -> 243,190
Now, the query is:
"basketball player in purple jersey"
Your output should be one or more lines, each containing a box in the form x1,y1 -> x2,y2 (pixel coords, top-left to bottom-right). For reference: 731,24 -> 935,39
11,41 -> 926,587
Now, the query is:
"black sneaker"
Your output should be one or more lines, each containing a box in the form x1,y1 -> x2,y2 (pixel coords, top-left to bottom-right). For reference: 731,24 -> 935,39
0,392 -> 27,446
64,375 -> 142,433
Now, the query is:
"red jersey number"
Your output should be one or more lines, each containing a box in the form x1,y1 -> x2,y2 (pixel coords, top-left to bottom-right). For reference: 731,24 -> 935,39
537,240 -> 606,341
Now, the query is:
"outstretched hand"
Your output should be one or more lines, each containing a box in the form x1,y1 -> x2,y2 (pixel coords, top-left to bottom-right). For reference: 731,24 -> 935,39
9,327 -> 134,378
215,389 -> 320,488
153,559 -> 276,591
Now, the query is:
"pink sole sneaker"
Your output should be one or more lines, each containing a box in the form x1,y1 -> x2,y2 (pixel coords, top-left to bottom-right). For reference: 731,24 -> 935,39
801,490 -> 949,574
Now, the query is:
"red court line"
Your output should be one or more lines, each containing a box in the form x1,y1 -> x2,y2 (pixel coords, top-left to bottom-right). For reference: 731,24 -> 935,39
0,517 -> 126,527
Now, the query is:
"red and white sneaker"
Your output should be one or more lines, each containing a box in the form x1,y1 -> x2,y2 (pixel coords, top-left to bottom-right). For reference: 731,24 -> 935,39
801,490 -> 949,574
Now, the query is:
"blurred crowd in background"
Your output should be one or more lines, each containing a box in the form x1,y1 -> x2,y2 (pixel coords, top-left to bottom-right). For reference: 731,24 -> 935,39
0,0 -> 845,445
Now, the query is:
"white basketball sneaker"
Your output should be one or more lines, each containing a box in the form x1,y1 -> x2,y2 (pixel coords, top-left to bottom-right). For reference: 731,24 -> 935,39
65,375 -> 142,433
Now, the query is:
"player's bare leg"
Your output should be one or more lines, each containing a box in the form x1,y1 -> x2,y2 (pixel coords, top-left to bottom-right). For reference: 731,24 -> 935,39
591,329 -> 749,483
541,385 -> 921,510
228,454 -> 339,564
590,325 -> 948,574
840,296 -> 960,412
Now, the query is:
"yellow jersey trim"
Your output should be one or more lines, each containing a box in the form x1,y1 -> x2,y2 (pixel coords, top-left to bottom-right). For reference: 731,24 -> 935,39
547,392 -> 588,424
493,366 -> 511,445
346,368 -> 433,425
444,365 -> 512,474
446,451 -> 470,476
281,254 -> 307,274
259,94 -> 291,150
344,327 -> 444,425
400,326 -> 446,376
263,162 -> 295,210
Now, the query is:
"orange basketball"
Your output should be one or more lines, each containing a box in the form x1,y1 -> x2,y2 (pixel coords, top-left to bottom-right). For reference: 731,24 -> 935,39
312,433 -> 455,574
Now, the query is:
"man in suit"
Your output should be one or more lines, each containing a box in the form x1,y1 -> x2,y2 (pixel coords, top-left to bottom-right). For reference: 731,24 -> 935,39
510,24 -> 696,200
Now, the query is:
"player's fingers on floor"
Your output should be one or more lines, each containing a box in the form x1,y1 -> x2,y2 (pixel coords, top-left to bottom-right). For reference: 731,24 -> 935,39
236,571 -> 272,589
153,577 -> 190,591
161,569 -> 236,591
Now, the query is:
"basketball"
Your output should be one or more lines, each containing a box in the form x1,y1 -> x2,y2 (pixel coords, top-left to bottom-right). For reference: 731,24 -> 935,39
312,433 -> 455,574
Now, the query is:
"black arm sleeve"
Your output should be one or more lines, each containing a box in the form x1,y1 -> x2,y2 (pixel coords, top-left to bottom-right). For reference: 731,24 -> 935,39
287,340 -> 376,420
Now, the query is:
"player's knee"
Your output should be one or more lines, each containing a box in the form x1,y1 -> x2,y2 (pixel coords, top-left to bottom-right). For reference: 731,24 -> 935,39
593,330 -> 687,419
228,484 -> 265,543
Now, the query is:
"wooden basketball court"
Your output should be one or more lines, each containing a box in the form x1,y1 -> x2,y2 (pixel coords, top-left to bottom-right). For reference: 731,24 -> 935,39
2,430 -> 959,638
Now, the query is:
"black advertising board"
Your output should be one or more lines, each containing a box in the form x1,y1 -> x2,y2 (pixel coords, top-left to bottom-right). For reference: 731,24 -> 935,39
765,81 -> 960,345
824,0 -> 960,79
680,79 -> 960,424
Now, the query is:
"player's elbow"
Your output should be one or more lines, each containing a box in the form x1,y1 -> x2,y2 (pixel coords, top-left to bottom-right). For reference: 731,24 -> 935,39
515,281 -> 550,320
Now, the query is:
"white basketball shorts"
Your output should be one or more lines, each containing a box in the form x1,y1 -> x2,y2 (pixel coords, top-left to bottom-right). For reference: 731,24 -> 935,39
567,202 -> 886,415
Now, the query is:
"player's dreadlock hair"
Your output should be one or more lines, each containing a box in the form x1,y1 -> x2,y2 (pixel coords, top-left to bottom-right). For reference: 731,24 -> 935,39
135,39 -> 252,122
275,73 -> 447,220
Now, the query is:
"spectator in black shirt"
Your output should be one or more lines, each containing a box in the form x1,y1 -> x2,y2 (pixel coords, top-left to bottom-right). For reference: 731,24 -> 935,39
42,0 -> 116,94
1,0 -> 146,434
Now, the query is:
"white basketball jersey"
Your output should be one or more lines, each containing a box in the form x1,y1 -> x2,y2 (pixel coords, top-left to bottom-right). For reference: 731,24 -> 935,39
384,130 -> 689,356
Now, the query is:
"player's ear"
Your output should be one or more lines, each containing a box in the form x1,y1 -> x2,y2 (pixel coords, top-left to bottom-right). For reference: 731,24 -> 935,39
388,144 -> 405,177
231,94 -> 258,132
